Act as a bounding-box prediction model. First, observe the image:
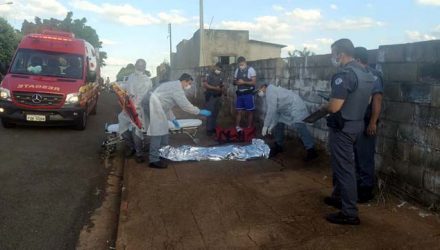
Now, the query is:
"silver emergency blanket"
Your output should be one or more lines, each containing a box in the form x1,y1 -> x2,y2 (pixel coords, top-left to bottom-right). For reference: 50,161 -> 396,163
159,139 -> 270,161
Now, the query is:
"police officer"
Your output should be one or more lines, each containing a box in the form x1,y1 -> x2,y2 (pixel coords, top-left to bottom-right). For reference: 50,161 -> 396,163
322,39 -> 375,225
203,62 -> 224,136
354,47 -> 384,203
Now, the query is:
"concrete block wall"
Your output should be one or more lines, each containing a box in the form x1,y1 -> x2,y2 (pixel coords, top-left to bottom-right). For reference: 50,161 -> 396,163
375,41 -> 440,208
171,40 -> 440,209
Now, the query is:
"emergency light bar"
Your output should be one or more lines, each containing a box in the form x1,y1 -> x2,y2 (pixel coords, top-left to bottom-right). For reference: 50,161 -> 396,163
30,30 -> 75,42
29,34 -> 73,42
42,30 -> 75,38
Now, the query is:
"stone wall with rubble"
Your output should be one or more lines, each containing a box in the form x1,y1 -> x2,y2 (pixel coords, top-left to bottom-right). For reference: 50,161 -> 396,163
171,40 -> 440,209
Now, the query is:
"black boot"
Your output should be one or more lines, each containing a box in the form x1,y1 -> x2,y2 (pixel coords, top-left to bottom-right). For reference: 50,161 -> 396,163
149,160 -> 168,169
269,143 -> 283,158
135,155 -> 146,163
124,148 -> 136,158
304,147 -> 319,162
358,186 -> 375,203
326,212 -> 360,225
324,196 -> 342,209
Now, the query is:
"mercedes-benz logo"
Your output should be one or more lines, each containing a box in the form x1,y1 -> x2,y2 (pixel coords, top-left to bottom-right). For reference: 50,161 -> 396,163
32,94 -> 43,104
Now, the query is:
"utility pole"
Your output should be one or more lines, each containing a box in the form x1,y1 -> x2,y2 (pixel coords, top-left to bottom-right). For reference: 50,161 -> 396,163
168,23 -> 172,66
199,0 -> 204,67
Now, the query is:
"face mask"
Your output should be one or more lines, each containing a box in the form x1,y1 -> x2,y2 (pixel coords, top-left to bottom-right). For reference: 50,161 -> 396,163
239,65 -> 246,70
184,85 -> 191,90
214,69 -> 221,75
135,69 -> 144,75
331,56 -> 341,67
257,91 -> 265,97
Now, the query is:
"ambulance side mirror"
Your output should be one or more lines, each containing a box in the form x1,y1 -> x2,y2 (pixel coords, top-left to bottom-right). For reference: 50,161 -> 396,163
86,57 -> 97,82
0,62 -> 8,75
87,70 -> 97,83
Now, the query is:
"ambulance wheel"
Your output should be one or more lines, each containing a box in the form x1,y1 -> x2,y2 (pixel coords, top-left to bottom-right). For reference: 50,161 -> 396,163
90,102 -> 97,115
74,111 -> 88,130
1,119 -> 15,128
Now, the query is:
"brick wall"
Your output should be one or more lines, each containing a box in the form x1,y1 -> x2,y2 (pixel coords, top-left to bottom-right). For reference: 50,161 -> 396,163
171,40 -> 440,209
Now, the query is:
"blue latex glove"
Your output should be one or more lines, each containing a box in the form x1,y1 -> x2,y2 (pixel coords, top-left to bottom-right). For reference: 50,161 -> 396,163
172,119 -> 180,129
199,109 -> 212,117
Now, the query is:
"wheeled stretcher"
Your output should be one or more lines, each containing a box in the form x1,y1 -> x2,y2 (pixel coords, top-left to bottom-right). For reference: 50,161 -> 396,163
101,119 -> 203,158
167,119 -> 202,144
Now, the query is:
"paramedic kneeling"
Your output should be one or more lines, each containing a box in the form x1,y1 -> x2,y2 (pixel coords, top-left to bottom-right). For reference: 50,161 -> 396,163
143,73 -> 211,169
257,84 -> 318,161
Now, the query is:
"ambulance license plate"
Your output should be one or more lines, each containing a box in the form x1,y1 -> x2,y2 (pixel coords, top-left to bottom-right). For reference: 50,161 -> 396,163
26,114 -> 46,122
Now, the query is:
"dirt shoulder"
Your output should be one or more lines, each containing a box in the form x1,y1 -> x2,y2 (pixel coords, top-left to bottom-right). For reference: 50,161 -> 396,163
115,130 -> 440,249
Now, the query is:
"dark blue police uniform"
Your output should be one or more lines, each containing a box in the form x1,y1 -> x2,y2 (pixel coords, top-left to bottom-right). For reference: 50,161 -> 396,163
205,72 -> 223,132
327,61 -> 375,218
354,67 -> 384,200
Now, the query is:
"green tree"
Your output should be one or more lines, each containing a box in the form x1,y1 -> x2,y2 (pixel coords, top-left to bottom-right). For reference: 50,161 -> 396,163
288,47 -> 316,57
116,63 -> 151,81
0,17 -> 20,66
116,64 -> 135,81
157,61 -> 171,83
20,12 -> 107,67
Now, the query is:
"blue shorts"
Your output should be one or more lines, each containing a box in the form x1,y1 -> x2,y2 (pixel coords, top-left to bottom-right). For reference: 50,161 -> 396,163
236,94 -> 255,111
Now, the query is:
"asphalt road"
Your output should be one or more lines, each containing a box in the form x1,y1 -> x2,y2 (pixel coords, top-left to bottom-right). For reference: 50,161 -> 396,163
0,92 -> 120,250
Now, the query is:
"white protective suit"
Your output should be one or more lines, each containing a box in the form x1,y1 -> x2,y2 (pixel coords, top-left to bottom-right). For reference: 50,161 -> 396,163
118,71 -> 152,136
263,84 -> 309,129
146,80 -> 200,136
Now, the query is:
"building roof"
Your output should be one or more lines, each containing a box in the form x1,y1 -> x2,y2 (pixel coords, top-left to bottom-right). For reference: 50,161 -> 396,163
186,29 -> 285,49
202,29 -> 248,34
248,39 -> 286,48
